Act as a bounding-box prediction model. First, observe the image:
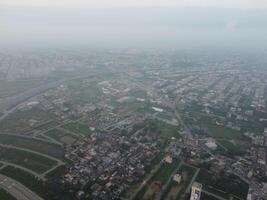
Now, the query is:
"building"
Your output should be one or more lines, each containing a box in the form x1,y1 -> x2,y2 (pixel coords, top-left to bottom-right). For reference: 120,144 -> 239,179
190,182 -> 202,200
173,174 -> 182,184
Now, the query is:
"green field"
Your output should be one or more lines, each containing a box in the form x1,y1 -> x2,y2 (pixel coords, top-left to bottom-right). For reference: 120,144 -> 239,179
201,118 -> 242,140
144,119 -> 180,139
67,80 -> 102,105
44,128 -> 78,144
133,158 -> 181,200
160,164 -> 197,200
174,164 -> 197,200
216,139 -> 245,156
200,192 -> 219,200
0,107 -> 54,132
0,80 -> 44,98
62,122 -> 92,136
0,189 -> 16,200
0,134 -> 64,159
196,169 -> 249,199
156,112 -> 175,121
34,120 -> 60,132
0,166 -> 47,198
0,146 -> 57,173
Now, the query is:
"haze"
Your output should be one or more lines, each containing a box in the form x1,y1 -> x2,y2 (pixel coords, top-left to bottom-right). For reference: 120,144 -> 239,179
1,0 -> 267,49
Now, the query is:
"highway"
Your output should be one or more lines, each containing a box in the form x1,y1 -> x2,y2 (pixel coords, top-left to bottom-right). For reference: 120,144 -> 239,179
0,174 -> 43,200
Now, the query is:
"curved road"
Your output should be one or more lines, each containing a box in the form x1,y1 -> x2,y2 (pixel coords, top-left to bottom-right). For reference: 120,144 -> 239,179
0,174 -> 43,200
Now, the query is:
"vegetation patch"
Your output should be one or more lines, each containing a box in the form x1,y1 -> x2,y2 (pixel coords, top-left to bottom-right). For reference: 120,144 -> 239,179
62,122 -> 92,136
0,134 -> 64,159
0,146 -> 57,173
0,107 -> 54,132
196,169 -> 249,200
201,117 -> 242,140
133,158 -> 181,200
216,139 -> 246,156
45,128 -> 78,144
144,119 -> 180,139
0,189 -> 16,200
0,166 -> 47,198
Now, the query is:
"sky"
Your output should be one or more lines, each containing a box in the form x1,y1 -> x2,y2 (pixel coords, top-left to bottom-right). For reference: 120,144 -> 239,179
2,0 -> 267,9
1,0 -> 267,49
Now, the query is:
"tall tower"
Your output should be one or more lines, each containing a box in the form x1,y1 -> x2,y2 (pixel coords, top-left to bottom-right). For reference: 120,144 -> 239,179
190,182 -> 202,200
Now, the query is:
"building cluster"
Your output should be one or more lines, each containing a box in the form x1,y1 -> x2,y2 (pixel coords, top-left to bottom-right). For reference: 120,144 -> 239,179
62,132 -> 161,200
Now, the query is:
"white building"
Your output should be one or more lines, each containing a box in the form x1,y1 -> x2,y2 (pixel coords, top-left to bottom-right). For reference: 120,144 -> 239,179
190,182 -> 202,200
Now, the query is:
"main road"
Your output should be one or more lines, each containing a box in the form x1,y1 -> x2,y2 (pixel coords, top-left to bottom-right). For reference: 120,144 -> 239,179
0,174 -> 43,200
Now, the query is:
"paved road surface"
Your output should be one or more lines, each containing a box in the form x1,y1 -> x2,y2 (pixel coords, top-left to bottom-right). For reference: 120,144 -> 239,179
0,174 -> 43,200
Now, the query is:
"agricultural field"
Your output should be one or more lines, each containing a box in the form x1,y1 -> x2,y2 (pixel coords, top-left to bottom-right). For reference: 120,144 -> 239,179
0,166 -> 47,198
0,107 -> 54,132
0,189 -> 16,200
162,164 -> 197,200
0,146 -> 57,173
201,118 -> 242,140
0,134 -> 64,159
196,169 -> 249,200
200,192 -> 220,200
133,158 -> 181,200
44,128 -> 78,144
0,79 -> 44,98
62,122 -> 92,136
216,139 -> 246,156
144,119 -> 180,139
34,120 -> 60,132
67,80 -> 102,105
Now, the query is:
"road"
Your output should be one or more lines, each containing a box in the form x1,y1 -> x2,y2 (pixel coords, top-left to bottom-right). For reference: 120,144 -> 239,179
202,190 -> 228,200
0,144 -> 65,180
0,174 -> 43,200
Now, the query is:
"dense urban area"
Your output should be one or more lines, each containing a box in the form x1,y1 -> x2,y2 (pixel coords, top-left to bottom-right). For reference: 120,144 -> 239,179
0,49 -> 267,200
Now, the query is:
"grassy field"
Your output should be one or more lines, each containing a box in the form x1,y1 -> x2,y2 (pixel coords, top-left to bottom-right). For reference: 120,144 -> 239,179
62,122 -> 92,136
67,80 -> 102,105
0,189 -> 16,200
144,119 -> 180,139
0,166 -> 47,198
0,107 -> 54,132
151,159 -> 181,183
134,158 -> 181,200
196,169 -> 249,199
34,120 -> 60,132
200,192 -> 220,200
216,139 -> 245,156
201,118 -> 242,140
44,128 -> 78,144
0,80 -> 44,98
174,164 -> 197,200
0,134 -> 64,159
0,146 -> 57,173
160,164 -> 197,200
156,112 -> 175,121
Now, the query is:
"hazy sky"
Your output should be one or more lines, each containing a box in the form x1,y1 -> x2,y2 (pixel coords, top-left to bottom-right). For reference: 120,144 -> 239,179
1,0 -> 267,49
2,0 -> 267,9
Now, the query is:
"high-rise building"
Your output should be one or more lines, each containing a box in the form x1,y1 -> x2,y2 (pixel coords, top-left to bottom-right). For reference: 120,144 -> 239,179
190,182 -> 202,200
